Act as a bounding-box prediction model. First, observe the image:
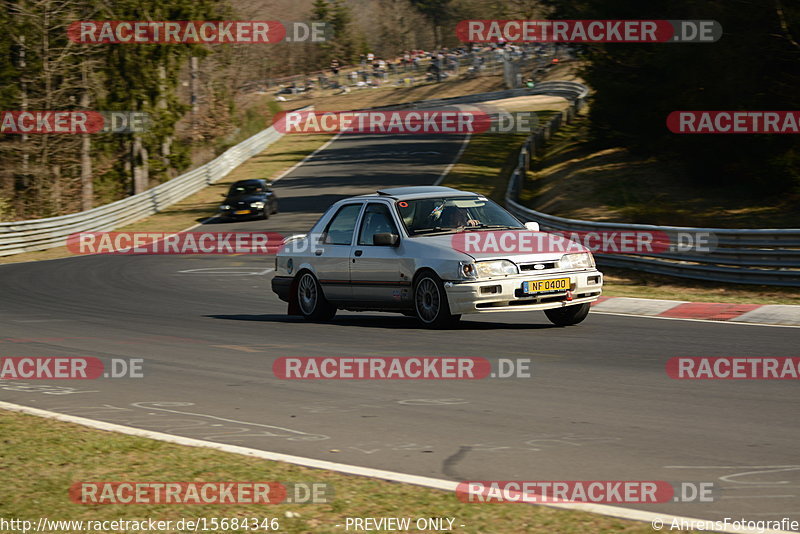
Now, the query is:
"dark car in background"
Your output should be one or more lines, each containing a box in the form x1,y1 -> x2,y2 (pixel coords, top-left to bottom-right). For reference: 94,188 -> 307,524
219,179 -> 278,220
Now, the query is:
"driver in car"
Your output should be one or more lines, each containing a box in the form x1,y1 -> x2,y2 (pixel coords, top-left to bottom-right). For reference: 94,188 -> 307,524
439,205 -> 480,228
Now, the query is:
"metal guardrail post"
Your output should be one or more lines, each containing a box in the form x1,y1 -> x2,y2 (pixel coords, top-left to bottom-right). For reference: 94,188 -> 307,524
500,82 -> 800,287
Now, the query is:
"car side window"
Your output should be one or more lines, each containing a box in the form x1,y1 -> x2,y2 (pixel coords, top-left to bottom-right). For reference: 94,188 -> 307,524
358,203 -> 399,245
324,204 -> 363,245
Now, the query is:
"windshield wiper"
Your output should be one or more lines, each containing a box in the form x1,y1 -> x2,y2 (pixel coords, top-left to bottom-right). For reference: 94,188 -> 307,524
463,224 -> 523,230
412,227 -> 461,236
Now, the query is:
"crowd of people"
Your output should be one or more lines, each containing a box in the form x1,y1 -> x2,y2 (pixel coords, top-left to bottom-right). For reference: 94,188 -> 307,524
272,42 -> 557,97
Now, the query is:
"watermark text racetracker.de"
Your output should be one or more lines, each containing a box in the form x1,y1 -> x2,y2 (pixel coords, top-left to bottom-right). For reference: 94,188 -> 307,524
456,20 -> 722,43
451,230 -> 717,255
67,232 -> 286,255
273,357 -> 532,379
457,480 -> 717,504
68,20 -> 330,44
667,111 -> 800,134
1,111 -> 149,134
67,230 -> 717,257
273,110 -> 539,135
0,357 -> 143,379
667,357 -> 800,379
70,481 -> 331,504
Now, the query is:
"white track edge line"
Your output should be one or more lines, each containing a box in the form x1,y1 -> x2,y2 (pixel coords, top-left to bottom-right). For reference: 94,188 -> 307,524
433,133 -> 471,186
0,131 -> 337,265
0,401 -> 788,534
185,131 -> 341,232
271,132 -> 342,184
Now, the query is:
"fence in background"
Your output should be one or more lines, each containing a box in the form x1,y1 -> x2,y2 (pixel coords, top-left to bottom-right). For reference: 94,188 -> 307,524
0,126 -> 286,256
503,82 -> 800,287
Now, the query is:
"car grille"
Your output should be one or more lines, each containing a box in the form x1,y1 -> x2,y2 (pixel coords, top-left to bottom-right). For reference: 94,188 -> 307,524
518,261 -> 558,271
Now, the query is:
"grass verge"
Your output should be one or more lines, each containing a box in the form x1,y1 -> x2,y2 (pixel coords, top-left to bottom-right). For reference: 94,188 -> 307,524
281,75 -> 506,112
0,134 -> 331,265
441,133 -> 530,204
0,409 -> 676,534
1,75 -> 509,266
600,267 -> 800,305
445,112 -> 800,305
520,115 -> 799,228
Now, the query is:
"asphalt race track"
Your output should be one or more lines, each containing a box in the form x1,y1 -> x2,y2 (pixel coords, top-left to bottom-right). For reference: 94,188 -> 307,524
1,131 -> 798,523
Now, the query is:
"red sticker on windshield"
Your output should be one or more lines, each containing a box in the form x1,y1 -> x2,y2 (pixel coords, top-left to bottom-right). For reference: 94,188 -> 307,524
398,201 -> 409,207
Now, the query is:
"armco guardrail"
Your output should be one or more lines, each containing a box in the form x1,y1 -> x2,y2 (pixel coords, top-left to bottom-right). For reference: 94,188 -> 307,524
370,81 -> 589,113
0,122 -> 289,257
504,83 -> 800,287
0,82 -> 583,258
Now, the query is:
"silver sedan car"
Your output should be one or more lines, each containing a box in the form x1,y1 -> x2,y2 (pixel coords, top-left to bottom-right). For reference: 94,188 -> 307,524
271,186 -> 603,328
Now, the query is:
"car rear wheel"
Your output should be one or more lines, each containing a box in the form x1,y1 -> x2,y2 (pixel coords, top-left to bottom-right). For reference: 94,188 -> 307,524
414,273 -> 460,328
296,272 -> 336,322
544,303 -> 590,326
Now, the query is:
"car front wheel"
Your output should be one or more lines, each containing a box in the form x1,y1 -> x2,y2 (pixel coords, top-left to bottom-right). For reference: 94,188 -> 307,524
296,272 -> 336,322
544,303 -> 590,326
414,273 -> 460,328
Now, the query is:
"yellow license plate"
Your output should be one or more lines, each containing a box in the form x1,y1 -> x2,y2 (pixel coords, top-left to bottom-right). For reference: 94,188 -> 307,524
524,277 -> 570,293
234,209 -> 251,215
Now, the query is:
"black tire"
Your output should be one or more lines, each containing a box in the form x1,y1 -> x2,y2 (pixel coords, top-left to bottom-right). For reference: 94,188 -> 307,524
544,303 -> 590,326
295,272 -> 337,322
260,209 -> 269,220
413,272 -> 460,328
272,202 -> 279,215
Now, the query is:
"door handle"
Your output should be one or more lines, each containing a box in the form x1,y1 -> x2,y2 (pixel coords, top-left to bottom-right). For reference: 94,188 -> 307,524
315,249 -> 324,256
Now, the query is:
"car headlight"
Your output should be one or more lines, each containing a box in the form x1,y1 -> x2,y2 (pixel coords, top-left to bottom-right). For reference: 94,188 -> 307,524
220,204 -> 230,210
250,201 -> 266,208
461,260 -> 518,279
558,252 -> 595,270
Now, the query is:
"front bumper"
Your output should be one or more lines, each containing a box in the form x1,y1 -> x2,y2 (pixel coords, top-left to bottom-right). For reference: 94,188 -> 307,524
221,208 -> 264,219
445,269 -> 603,315
272,275 -> 293,302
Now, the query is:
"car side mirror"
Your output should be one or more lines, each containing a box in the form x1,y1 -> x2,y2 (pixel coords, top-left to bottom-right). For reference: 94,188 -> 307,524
373,233 -> 400,247
524,221 -> 540,232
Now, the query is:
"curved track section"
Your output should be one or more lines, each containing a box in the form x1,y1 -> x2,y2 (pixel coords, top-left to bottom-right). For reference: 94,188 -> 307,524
1,130 -> 798,523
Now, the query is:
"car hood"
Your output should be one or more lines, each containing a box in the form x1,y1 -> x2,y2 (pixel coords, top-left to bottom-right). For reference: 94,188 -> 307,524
414,230 -> 588,262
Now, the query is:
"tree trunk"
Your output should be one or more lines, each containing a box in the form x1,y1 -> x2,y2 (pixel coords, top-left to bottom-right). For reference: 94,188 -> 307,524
18,35 -> 29,178
80,64 -> 92,210
51,164 -> 61,215
158,64 -> 173,177
190,56 -> 199,136
132,134 -> 149,194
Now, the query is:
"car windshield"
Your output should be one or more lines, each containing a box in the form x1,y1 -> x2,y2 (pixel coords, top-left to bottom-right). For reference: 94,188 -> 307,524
228,182 -> 264,196
396,196 -> 524,236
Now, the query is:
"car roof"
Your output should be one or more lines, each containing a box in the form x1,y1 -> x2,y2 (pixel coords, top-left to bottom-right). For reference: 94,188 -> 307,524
230,179 -> 266,186
355,186 -> 480,201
